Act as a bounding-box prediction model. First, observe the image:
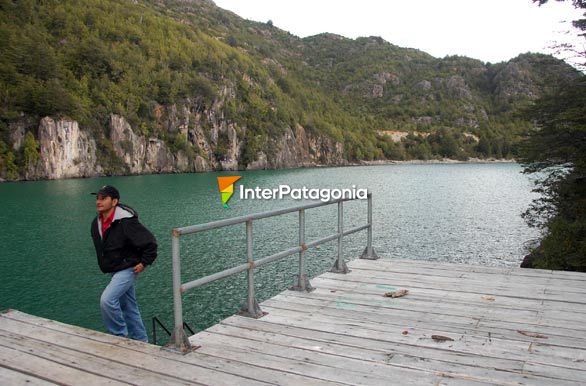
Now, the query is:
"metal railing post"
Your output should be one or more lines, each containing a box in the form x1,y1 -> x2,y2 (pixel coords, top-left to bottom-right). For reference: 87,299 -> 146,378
331,201 -> 349,273
361,193 -> 379,260
165,231 -> 192,353
240,220 -> 263,317
291,209 -> 312,291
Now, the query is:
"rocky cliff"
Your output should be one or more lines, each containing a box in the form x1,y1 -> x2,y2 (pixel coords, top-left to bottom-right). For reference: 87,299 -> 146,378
10,106 -> 345,181
30,117 -> 101,180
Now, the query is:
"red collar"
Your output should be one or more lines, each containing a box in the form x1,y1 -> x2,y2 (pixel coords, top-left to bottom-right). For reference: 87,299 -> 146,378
100,207 -> 117,236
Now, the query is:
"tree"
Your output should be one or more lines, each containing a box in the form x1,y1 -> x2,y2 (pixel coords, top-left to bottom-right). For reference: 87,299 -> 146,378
476,135 -> 492,157
23,131 -> 39,166
4,151 -> 19,180
520,1 -> 586,270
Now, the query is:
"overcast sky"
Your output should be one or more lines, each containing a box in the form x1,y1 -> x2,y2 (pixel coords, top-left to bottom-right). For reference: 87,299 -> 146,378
213,0 -> 584,64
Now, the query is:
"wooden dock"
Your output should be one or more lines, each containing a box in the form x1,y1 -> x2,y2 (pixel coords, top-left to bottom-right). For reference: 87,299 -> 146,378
1,258 -> 586,385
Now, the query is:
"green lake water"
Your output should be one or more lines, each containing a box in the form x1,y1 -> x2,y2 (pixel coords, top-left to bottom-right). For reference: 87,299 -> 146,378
0,163 -> 540,343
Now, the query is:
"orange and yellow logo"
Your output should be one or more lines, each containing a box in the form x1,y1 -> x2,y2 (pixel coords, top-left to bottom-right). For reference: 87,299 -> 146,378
217,176 -> 241,208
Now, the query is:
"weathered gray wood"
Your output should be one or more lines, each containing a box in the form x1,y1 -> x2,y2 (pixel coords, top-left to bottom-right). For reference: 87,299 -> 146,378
348,261 -> 586,294
0,343 -> 130,385
266,294 -> 586,346
194,332 -> 422,386
256,306 -> 586,373
298,285 -> 586,320
204,321 -> 585,385
0,330 -> 195,386
318,270 -> 586,304
277,288 -> 543,322
2,258 -> 585,385
361,260 -> 585,291
0,310 -> 320,386
272,289 -> 586,336
191,331 -> 495,386
0,311 -> 270,386
311,274 -> 586,308
377,259 -> 586,280
308,278 -> 586,321
0,366 -> 58,386
218,316 -> 586,383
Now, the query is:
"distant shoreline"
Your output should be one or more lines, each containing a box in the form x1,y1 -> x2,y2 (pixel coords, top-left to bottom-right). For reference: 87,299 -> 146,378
0,158 -> 518,183
353,157 -> 517,166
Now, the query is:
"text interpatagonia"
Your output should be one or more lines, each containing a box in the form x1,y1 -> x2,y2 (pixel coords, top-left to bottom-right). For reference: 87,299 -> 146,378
239,185 -> 368,202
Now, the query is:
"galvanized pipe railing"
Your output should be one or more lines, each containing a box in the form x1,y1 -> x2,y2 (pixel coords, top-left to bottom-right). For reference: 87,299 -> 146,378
167,193 -> 377,353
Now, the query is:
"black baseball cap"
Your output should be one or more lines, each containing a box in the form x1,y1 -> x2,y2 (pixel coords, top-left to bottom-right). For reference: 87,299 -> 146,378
91,185 -> 120,199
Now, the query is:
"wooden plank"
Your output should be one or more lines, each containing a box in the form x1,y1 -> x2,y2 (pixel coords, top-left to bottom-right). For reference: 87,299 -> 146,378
297,279 -> 586,336
349,260 -> 586,293
392,260 -> 585,283
318,270 -> 586,304
204,321 -> 586,385
279,288 -> 543,322
369,260 -> 586,286
309,278 -> 586,318
311,275 -> 586,307
0,366 -> 58,386
192,331 -> 495,386
273,289 -> 586,336
194,331 -> 422,386
305,283 -> 586,319
0,311 -> 270,386
305,280 -> 586,327
0,333 -> 331,386
219,315 -> 521,367
0,310 -> 326,386
261,297 -> 586,356
267,293 -> 586,345
379,259 -> 586,280
0,344 -> 129,386
312,278 -> 586,317
256,306 -> 586,372
0,331 -> 194,386
219,316 -> 586,383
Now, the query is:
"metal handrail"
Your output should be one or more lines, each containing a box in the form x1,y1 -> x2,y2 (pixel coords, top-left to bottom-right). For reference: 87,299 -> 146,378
167,193 -> 378,353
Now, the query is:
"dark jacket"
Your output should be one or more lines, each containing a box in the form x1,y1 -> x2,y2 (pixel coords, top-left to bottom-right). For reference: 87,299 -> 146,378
91,204 -> 157,273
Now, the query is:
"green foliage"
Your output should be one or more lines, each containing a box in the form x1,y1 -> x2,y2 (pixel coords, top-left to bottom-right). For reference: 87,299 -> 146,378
2,149 -> 18,180
0,139 -> 9,179
23,131 -> 39,166
169,132 -> 196,159
96,137 -> 126,175
0,0 -> 578,168
0,0 -> 231,129
520,75 -> 586,271
240,132 -> 266,166
531,216 -> 586,271
214,130 -> 231,160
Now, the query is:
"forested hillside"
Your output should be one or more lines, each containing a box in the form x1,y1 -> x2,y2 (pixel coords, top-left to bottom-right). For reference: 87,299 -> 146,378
0,0 -> 581,180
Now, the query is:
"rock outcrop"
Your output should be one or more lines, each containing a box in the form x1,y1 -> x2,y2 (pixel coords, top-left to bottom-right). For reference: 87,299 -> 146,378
109,115 -> 179,174
110,115 -> 147,174
8,106 -> 345,181
34,117 -> 101,180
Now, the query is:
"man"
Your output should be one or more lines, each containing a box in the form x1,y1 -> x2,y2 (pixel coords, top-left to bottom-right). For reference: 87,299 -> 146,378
90,185 -> 157,342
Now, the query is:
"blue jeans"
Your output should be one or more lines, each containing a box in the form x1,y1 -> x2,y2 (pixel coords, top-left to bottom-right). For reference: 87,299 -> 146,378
100,267 -> 148,342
